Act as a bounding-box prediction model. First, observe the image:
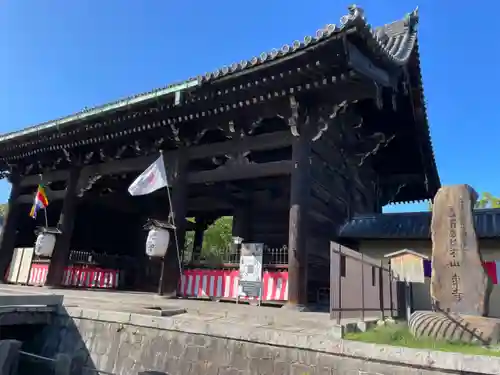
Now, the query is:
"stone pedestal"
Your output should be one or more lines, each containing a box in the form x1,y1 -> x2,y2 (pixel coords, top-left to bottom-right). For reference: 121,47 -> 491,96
410,311 -> 500,345
410,184 -> 497,345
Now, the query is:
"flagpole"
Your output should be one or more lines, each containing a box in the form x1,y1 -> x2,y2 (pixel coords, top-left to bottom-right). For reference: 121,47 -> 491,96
38,173 -> 49,228
165,181 -> 184,273
158,150 -> 184,296
43,208 -> 49,228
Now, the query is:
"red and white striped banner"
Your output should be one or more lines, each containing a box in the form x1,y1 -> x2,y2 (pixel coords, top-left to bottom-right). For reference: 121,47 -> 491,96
29,263 -> 120,289
22,263 -> 290,300
180,269 -> 289,301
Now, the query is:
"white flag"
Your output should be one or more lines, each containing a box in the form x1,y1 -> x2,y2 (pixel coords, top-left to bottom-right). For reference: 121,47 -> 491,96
128,155 -> 169,196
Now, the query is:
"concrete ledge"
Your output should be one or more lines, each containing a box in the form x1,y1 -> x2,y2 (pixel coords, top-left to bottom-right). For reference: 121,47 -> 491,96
0,294 -> 63,307
0,306 -> 56,314
61,307 -> 500,375
0,306 -> 55,325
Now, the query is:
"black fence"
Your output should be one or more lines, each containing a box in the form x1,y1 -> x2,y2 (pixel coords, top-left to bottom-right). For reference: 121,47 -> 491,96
185,245 -> 288,268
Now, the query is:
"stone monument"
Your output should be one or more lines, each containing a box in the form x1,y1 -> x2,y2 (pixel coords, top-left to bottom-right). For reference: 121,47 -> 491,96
430,184 -> 488,315
409,184 -> 500,345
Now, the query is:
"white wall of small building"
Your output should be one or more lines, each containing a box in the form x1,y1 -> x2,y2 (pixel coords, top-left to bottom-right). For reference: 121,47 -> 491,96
358,239 -> 500,318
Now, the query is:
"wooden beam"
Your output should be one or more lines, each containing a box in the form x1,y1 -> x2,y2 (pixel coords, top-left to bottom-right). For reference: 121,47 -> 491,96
17,189 -> 67,204
188,160 -> 293,184
380,174 -> 423,185
16,161 -> 293,203
189,130 -> 293,159
20,131 -> 293,187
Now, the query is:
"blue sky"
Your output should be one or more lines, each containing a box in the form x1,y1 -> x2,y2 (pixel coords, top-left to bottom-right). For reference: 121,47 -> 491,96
0,1 -> 498,213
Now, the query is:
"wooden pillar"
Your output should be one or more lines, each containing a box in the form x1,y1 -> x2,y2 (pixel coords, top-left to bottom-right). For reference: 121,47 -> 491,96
232,198 -> 252,241
191,221 -> 205,262
286,126 -> 311,309
0,177 -> 22,282
159,150 -> 188,296
46,168 -> 80,287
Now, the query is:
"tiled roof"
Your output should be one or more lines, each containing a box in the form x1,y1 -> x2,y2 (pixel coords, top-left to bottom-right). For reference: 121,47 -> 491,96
0,5 -> 419,143
338,209 -> 500,240
198,5 -> 418,82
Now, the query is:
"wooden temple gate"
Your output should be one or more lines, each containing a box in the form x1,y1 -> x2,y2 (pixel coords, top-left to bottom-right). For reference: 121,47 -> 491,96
0,6 -> 439,308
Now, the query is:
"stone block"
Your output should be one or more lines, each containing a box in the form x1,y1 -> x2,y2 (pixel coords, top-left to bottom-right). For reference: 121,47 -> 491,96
356,321 -> 369,332
290,362 -> 313,375
247,357 -> 274,375
430,184 -> 489,316
97,310 -> 132,324
217,367 -> 243,375
328,324 -> 343,338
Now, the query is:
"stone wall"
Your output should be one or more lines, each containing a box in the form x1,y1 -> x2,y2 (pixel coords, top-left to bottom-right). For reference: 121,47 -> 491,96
24,307 -> 499,375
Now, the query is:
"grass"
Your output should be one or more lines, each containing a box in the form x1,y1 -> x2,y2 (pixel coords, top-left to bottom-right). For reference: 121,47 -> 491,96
344,322 -> 500,357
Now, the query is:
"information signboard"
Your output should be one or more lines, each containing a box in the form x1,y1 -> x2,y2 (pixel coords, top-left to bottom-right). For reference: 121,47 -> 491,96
237,243 -> 264,302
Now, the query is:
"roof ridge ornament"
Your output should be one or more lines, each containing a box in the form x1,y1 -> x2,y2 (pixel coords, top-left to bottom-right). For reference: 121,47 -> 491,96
405,7 -> 420,31
340,4 -> 366,29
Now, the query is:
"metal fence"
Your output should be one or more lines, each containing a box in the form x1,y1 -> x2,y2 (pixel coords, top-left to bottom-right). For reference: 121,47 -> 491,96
33,245 -> 290,270
330,242 -> 398,323
185,245 -> 288,267
33,250 -> 135,270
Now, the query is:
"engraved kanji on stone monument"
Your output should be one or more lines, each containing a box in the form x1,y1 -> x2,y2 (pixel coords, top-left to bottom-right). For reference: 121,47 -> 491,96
430,184 -> 490,316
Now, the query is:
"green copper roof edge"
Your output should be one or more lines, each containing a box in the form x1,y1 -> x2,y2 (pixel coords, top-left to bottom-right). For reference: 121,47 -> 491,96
0,79 -> 200,143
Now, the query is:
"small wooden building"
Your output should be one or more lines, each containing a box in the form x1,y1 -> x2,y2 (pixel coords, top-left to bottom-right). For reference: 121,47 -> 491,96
0,5 -> 439,308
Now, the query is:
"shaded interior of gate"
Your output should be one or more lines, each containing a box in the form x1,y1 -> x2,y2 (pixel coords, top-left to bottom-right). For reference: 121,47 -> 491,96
12,119 -> 300,294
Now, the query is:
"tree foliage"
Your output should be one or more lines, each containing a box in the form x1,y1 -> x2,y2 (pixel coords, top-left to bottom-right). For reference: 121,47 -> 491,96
428,192 -> 500,210
476,192 -> 500,209
0,203 -> 7,217
184,216 -> 233,263
200,216 -> 233,261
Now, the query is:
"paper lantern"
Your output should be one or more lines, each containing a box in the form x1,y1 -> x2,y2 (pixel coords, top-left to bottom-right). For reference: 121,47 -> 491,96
145,227 -> 170,257
34,232 -> 57,257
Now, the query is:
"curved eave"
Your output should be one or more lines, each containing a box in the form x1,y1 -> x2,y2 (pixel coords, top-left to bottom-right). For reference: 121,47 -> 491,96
385,43 -> 440,205
0,79 -> 200,144
410,41 -> 441,194
342,6 -> 419,69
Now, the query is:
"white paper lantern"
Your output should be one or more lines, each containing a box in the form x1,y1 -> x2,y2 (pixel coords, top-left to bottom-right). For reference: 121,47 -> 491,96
34,232 -> 57,257
145,227 -> 170,257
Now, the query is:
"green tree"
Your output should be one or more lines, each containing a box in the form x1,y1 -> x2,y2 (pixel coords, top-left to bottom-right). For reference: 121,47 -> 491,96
201,216 -> 233,262
476,192 -> 500,209
183,216 -> 234,263
428,192 -> 500,210
0,203 -> 7,217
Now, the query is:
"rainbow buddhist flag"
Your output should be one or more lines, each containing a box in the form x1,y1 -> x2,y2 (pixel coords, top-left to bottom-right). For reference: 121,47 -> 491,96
29,184 -> 49,219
